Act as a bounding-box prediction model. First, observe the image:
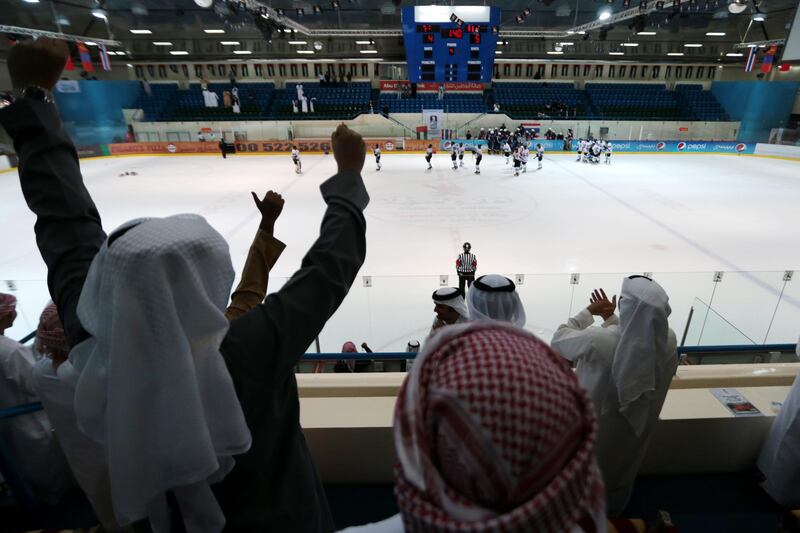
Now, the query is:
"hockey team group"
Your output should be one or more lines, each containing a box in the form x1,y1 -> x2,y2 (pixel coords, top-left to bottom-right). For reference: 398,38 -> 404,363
288,138 -> 612,176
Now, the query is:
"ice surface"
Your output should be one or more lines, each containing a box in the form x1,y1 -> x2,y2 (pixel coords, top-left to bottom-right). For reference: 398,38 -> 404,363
2,152 -> 799,349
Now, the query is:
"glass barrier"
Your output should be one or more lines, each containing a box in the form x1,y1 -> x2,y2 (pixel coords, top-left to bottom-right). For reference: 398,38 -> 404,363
3,270 -> 799,354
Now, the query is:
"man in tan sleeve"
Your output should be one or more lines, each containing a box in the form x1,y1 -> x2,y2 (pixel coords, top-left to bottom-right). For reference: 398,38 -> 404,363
226,191 -> 287,321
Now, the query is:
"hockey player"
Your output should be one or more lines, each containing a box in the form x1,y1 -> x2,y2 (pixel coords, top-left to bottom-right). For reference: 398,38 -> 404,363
582,140 -> 591,163
605,141 -> 613,165
576,139 -> 584,162
502,141 -> 512,164
374,144 -> 382,171
520,144 -> 530,173
425,144 -> 434,170
536,143 -> 544,170
291,145 -> 302,174
458,143 -> 466,167
591,142 -> 602,164
473,144 -> 483,174
451,143 -> 459,170
513,145 -> 523,177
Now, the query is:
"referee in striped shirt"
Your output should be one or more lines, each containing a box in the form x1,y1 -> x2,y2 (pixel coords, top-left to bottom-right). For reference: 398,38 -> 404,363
456,242 -> 477,294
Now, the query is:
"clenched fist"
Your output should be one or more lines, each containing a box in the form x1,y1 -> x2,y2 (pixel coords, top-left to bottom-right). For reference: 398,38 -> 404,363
8,38 -> 69,90
331,123 -> 366,174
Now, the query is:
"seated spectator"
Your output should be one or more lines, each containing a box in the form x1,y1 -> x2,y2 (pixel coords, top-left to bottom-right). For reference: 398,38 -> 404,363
757,337 -> 800,507
553,276 -> 677,515
551,288 -> 620,413
466,274 -> 526,327
0,293 -> 75,504
341,322 -> 605,531
429,287 -> 469,337
197,130 -> 205,142
4,38 -> 369,532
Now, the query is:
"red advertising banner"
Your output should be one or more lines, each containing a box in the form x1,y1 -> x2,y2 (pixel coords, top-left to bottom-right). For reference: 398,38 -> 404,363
108,138 -> 402,156
379,80 -> 484,92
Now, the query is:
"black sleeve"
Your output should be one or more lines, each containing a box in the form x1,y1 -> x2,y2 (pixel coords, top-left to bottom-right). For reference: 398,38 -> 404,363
0,99 -> 106,346
222,171 -> 368,384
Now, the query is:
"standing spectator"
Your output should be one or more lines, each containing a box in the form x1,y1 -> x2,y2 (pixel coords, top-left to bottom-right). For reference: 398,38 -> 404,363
309,97 -> 317,113
296,83 -> 304,101
292,99 -> 299,113
223,90 -> 232,108
341,322 -> 606,532
396,85 -> 402,100
197,130 -> 206,142
124,125 -> 135,143
346,71 -> 353,87
4,37 -> 371,533
318,73 -> 325,85
141,78 -> 152,96
465,129 -> 472,140
219,138 -> 228,159
437,84 -> 444,100
455,242 -> 477,293
493,102 -> 500,112
0,294 -> 75,504
324,71 -> 330,85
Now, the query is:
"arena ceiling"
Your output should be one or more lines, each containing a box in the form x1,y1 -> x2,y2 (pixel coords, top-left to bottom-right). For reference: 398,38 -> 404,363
0,0 -> 797,63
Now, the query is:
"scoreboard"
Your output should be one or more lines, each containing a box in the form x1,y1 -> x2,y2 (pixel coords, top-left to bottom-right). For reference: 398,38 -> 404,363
401,6 -> 500,83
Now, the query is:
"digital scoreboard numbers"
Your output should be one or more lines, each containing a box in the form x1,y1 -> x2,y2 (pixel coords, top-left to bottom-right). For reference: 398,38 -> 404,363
402,6 -> 500,83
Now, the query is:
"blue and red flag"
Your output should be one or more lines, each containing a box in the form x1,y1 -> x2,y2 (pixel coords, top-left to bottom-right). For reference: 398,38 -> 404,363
760,45 -> 777,74
78,42 -> 94,72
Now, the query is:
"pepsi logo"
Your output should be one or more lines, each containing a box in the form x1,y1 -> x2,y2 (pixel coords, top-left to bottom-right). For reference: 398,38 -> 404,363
656,142 -> 666,151
167,144 -> 177,153
385,142 -> 394,151
735,143 -> 747,153
677,142 -> 687,151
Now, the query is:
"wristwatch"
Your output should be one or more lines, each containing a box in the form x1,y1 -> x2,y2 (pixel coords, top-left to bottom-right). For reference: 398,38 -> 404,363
14,85 -> 55,104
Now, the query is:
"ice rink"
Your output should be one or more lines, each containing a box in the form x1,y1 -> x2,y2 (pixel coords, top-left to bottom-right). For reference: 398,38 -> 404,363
2,151 -> 800,349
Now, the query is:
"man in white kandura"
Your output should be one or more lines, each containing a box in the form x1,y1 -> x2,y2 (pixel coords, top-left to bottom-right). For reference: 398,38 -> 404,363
757,337 -> 800,508
466,274 -> 526,327
553,276 -> 677,515
428,287 -> 469,337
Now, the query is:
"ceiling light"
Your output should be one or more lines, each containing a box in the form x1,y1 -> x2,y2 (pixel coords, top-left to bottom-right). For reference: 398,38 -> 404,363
204,29 -> 225,34
598,9 -> 612,21
288,41 -> 308,45
23,0 -> 40,3
360,50 -> 378,54
495,50 -> 503,54
233,50 -> 252,54
554,45 -> 563,52
129,29 -> 152,34
706,32 -> 726,36
91,8 -> 108,19
559,42 -> 574,46
355,40 -> 372,45
170,50 -> 190,55
621,42 -> 639,46
577,31 -> 586,34
726,52 -> 743,57
85,41 -> 98,46
609,51 -> 625,55
752,12 -> 766,22
220,41 -> 241,45
728,0 -> 748,14
547,51 -> 564,54
684,43 -> 703,47
153,41 -> 173,46
637,31 -> 657,35
297,50 -> 315,54
127,63 -> 133,67
667,52 -> 684,56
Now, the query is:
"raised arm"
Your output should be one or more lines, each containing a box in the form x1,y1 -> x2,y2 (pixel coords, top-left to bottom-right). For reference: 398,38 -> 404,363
0,40 -> 105,346
222,125 -> 368,383
225,191 -> 286,321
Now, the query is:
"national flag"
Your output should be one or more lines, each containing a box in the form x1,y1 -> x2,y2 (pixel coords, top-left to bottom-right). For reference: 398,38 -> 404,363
779,63 -> 791,72
65,54 -> 75,71
745,46 -> 757,72
78,42 -> 94,72
99,44 -> 111,71
760,45 -> 777,73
